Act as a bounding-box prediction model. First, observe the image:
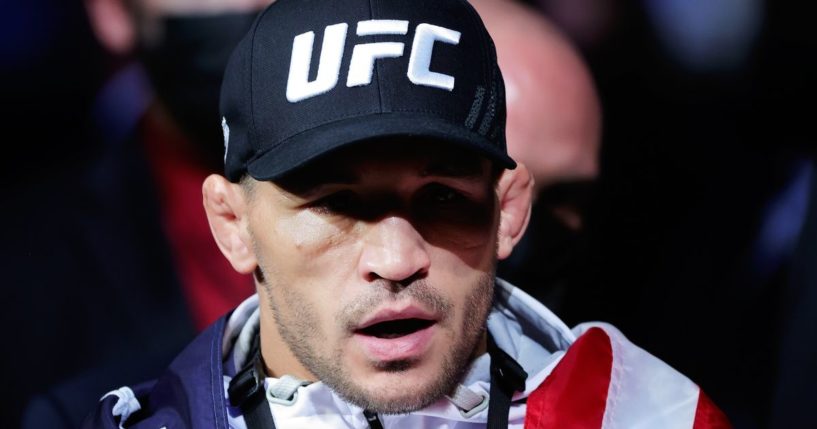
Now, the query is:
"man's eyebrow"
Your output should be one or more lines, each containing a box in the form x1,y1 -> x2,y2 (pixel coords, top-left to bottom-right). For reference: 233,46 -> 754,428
422,157 -> 486,180
277,167 -> 358,195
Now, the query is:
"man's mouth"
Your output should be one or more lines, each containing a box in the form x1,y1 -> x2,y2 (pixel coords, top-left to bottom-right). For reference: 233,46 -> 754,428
352,306 -> 439,362
356,318 -> 436,339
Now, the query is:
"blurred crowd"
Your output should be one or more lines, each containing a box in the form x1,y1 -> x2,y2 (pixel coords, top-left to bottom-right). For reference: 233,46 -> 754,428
1,0 -> 814,427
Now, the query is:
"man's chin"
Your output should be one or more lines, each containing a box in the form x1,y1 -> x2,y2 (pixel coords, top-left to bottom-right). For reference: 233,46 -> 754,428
362,396 -> 438,415
344,383 -> 443,414
329,367 -> 452,414
372,358 -> 419,372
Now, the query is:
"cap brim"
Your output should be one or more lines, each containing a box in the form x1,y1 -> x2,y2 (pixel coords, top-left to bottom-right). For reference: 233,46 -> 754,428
246,112 -> 517,181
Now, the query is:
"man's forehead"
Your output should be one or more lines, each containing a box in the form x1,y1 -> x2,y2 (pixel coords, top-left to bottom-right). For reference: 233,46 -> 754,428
275,139 -> 491,189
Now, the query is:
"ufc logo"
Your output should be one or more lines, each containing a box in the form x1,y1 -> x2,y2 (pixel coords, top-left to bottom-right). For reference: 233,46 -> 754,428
286,20 -> 461,103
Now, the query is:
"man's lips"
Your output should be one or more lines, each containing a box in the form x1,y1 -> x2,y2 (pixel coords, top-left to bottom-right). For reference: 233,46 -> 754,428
354,305 -> 437,331
352,305 -> 439,362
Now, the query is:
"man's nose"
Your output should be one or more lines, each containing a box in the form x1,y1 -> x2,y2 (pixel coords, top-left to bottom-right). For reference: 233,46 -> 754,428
359,216 -> 431,283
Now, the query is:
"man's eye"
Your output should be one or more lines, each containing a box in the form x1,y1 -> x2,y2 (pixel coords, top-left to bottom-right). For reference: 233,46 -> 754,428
426,184 -> 465,205
313,191 -> 359,214
414,183 -> 492,228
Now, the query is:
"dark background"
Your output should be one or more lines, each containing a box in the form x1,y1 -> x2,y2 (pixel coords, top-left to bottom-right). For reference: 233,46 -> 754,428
2,0 -> 814,427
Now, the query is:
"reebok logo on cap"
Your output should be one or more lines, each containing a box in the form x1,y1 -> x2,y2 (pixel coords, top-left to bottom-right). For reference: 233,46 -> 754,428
287,20 -> 462,103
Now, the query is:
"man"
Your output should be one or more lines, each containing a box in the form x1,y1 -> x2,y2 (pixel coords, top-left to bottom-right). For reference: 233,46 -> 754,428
471,0 -> 602,311
84,0 -> 731,427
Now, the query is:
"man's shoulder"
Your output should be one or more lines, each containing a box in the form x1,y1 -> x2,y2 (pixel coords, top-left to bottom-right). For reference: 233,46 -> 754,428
81,316 -> 232,429
525,322 -> 731,429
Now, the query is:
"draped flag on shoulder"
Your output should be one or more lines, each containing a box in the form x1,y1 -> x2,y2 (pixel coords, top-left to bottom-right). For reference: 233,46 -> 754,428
525,324 -> 732,429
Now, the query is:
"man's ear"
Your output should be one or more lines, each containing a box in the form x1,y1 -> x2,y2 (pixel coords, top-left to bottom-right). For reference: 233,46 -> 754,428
203,175 -> 257,274
84,0 -> 137,54
496,163 -> 534,260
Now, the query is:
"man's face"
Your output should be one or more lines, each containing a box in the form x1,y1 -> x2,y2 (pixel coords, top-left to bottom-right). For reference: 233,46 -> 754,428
246,140 -> 500,413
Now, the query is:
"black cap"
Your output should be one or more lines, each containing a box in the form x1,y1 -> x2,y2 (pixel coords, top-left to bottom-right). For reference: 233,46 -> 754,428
220,0 -> 515,182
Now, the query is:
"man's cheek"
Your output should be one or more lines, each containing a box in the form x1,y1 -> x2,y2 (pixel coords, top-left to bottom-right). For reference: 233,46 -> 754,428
417,208 -> 498,265
270,211 -> 362,278
277,212 -> 351,251
415,193 -> 497,247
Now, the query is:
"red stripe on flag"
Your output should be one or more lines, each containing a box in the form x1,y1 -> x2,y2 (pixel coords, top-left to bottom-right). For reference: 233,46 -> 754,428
525,327 -> 613,429
692,390 -> 733,429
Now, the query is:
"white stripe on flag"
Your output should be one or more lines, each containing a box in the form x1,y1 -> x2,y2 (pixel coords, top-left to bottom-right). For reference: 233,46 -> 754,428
575,323 -> 701,429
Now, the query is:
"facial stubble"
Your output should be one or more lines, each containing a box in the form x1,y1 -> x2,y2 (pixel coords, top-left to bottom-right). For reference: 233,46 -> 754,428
257,263 -> 495,414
